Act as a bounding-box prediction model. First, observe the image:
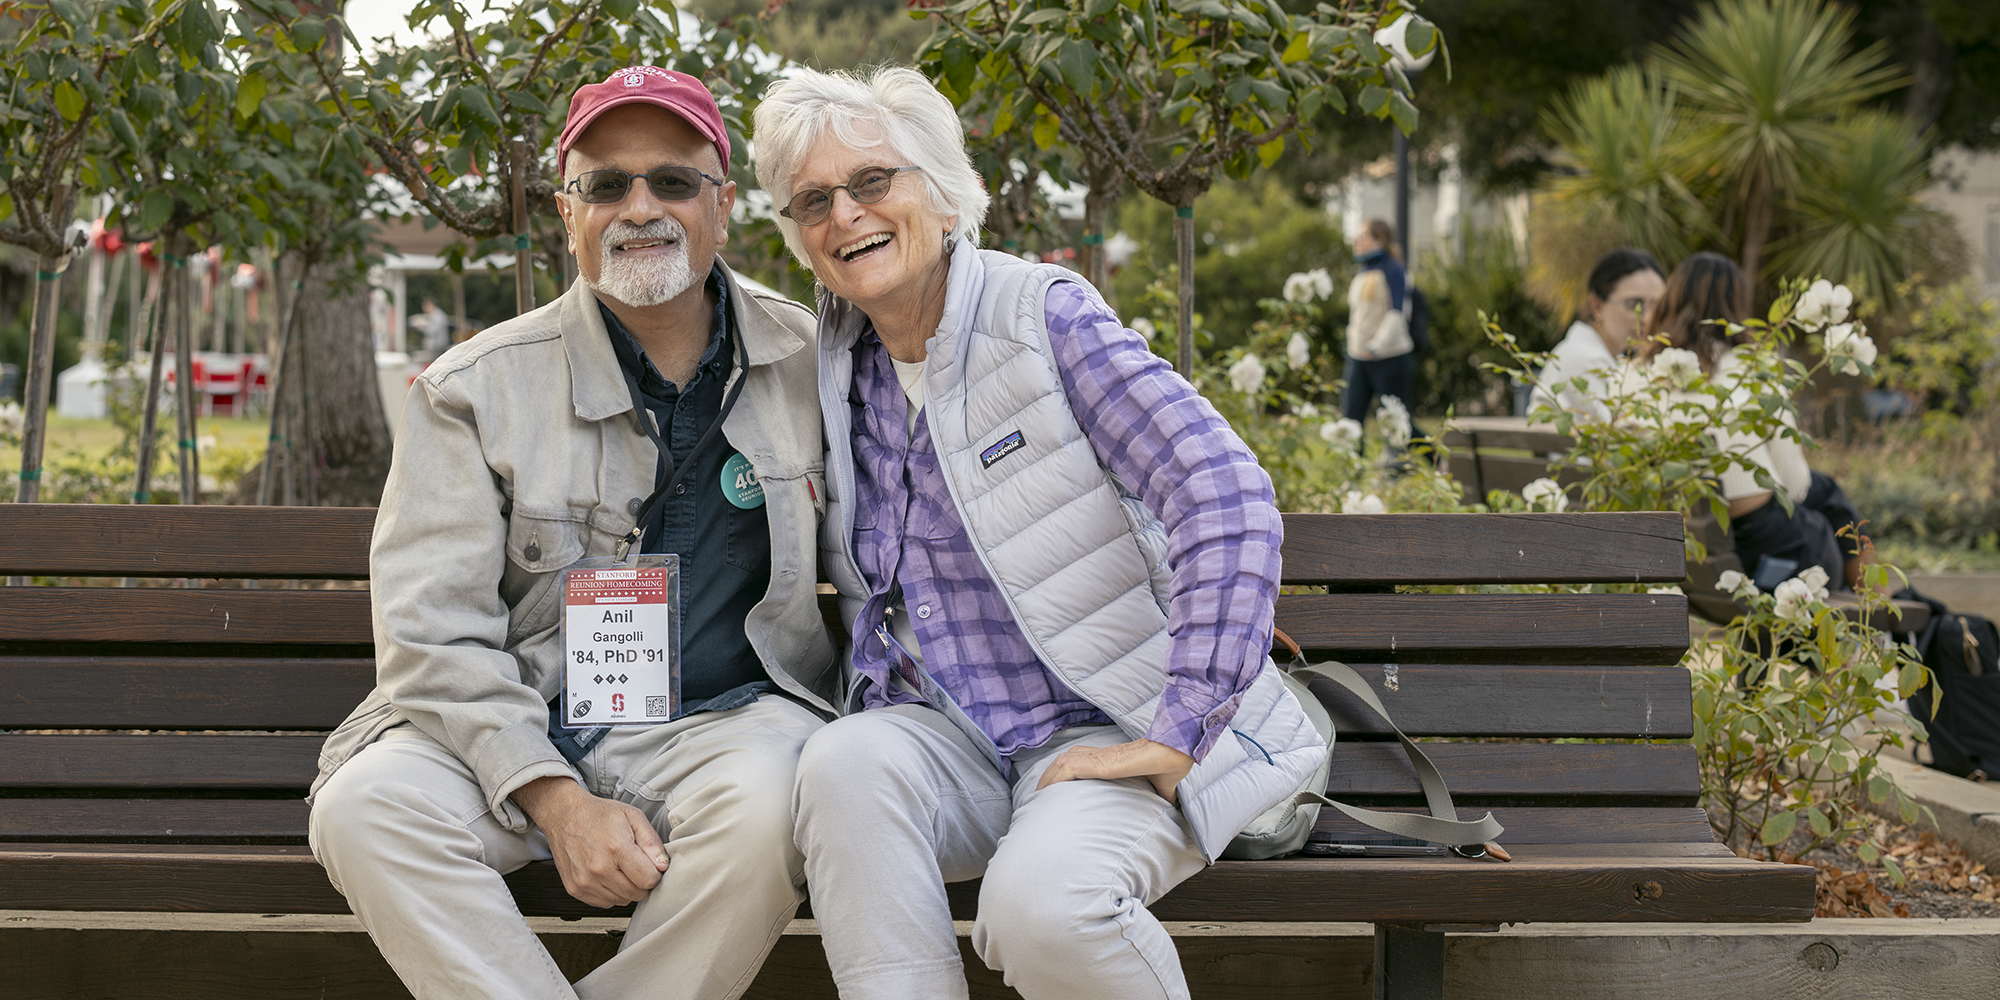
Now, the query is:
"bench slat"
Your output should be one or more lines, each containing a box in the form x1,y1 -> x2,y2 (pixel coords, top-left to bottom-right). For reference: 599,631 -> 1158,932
0,738 -> 1698,805
0,504 -> 375,579
0,589 -> 372,645
0,800 -> 305,842
1279,512 -> 1684,585
0,735 -> 324,789
0,657 -> 374,729
1276,593 -> 1691,664
1313,806 -> 1716,845
0,660 -> 1696,739
0,843 -> 1814,923
1310,666 -> 1695,739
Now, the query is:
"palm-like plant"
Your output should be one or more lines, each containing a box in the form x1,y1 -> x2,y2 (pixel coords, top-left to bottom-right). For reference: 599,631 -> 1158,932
1769,111 -> 1933,303
1542,65 -> 1707,265
1656,0 -> 1904,291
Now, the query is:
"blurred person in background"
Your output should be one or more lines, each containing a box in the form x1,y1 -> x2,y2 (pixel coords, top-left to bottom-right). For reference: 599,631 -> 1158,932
1340,218 -> 1415,427
1530,247 -> 1666,423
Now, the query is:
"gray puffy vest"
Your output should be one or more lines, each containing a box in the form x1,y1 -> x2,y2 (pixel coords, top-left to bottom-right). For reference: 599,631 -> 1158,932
817,241 -> 1324,860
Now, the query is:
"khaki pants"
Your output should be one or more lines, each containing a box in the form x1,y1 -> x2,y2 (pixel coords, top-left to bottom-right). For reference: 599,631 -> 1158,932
310,696 -> 824,1000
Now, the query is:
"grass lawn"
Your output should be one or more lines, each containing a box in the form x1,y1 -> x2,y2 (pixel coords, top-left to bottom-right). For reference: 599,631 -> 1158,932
1,414 -> 271,471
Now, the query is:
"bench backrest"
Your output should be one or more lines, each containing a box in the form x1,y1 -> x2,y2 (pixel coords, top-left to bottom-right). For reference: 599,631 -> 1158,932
0,504 -> 1702,855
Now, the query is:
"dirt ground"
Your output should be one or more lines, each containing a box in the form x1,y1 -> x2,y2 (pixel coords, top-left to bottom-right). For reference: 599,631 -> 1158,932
1799,819 -> 2000,918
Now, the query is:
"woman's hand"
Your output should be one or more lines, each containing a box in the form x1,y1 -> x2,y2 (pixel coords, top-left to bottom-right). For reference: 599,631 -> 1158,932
1036,738 -> 1196,804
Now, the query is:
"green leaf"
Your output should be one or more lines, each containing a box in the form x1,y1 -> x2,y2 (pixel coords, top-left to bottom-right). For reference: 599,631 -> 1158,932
1758,808 -> 1797,846
1806,805 -> 1831,838
1021,8 -> 1069,25
603,0 -> 639,18
1387,90 -> 1417,133
236,71 -> 267,120
0,194 -> 12,224
1247,78 -> 1288,111
139,190 -> 174,233
460,87 -> 503,133
1404,18 -> 1436,57
1085,0 -> 1117,17
1358,83 -> 1388,116
1867,774 -> 1893,803
106,108 -> 140,151
1882,855 -> 1904,887
1282,31 -> 1310,64
53,80 -> 85,122
1032,112 -> 1060,150
289,18 -> 327,53
1257,136 -> 1285,168
1058,38 -> 1097,96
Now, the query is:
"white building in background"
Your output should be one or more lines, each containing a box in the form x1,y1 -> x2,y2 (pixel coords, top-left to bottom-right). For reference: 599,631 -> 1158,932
1923,147 -> 2000,300
1328,143 -> 1529,276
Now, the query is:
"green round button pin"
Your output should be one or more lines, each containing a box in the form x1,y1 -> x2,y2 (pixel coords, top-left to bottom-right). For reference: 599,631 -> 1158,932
721,453 -> 766,509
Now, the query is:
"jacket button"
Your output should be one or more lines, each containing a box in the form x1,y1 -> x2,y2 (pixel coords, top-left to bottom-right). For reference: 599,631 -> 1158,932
674,484 -> 687,496
627,497 -> 643,515
524,543 -> 541,562
916,605 -> 932,619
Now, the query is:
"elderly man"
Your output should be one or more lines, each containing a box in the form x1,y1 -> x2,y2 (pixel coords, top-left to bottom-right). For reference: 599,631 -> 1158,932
308,68 -> 834,1000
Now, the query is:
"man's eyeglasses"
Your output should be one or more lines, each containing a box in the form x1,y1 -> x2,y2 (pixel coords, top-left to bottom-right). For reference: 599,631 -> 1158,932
779,166 -> 922,226
563,165 -> 727,205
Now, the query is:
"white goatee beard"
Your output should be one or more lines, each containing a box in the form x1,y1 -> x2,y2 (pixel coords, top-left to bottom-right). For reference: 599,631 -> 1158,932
588,218 -> 697,307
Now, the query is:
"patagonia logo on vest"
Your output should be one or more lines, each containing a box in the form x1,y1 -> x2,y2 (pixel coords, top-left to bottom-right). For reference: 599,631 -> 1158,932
980,430 -> 1027,469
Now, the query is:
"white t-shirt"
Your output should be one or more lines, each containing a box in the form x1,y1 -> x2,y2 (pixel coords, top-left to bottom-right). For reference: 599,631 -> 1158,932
892,357 -> 926,437
1531,321 -> 1617,424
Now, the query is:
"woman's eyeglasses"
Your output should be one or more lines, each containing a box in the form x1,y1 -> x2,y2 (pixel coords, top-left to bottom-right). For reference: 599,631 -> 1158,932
780,166 -> 922,226
563,165 -> 727,205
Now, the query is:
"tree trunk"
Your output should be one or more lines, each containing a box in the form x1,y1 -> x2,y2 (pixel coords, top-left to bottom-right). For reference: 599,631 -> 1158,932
512,135 -> 535,316
1083,160 -> 1119,297
1174,205 -> 1195,376
133,257 -> 174,504
257,259 -> 312,506
14,253 -> 67,503
233,269 -> 392,506
174,257 -> 200,505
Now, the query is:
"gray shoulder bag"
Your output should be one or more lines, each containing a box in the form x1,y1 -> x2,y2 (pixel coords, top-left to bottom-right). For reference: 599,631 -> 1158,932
1223,630 -> 1509,861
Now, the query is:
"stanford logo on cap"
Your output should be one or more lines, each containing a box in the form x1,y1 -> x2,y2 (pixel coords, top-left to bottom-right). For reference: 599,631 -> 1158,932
624,73 -> 643,87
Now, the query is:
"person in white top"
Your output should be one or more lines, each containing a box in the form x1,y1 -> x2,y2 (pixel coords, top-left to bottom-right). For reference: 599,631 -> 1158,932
1636,252 -> 1870,591
1530,248 -> 1665,422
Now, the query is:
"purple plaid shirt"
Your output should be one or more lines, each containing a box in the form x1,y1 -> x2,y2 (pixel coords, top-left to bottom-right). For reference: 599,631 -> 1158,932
847,280 -> 1282,762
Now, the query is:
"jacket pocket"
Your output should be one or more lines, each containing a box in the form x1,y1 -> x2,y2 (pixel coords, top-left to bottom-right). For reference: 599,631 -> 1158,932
505,508 -> 588,575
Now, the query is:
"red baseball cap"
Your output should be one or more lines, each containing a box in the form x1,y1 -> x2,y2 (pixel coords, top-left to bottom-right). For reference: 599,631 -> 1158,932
558,67 -> 730,175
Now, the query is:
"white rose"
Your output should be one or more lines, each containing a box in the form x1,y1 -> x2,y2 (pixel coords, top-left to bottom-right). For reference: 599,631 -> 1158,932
1794,279 -> 1853,330
1716,569 -> 1749,594
1293,402 -> 1320,418
1320,418 -> 1363,449
1308,267 -> 1335,301
1343,491 -> 1386,514
1822,323 -> 1878,376
1130,316 -> 1157,340
0,401 -> 23,441
1798,564 -> 1831,599
1772,578 -> 1815,623
1651,348 -> 1703,387
1283,272 -> 1314,304
1228,353 -> 1267,394
1376,395 -> 1412,448
1287,332 -> 1311,369
1521,477 -> 1568,512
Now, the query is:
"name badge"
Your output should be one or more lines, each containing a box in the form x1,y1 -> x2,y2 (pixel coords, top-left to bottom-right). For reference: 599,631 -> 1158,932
721,452 -> 766,509
559,554 -> 680,728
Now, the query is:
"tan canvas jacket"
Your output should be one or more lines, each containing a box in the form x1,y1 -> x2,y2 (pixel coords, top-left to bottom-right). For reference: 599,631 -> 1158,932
309,269 -> 835,832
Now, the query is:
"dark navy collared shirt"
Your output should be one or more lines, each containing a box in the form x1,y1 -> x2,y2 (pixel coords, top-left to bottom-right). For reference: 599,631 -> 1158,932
602,267 -> 772,714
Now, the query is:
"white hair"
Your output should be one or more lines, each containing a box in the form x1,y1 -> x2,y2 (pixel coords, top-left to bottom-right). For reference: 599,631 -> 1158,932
752,66 -> 988,271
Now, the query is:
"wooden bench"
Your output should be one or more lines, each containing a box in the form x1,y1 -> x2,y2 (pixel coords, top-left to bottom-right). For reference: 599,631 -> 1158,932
0,503 -> 1815,999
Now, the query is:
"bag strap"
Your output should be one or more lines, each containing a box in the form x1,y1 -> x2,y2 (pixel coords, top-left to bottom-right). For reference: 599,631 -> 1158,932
1272,629 -> 1505,851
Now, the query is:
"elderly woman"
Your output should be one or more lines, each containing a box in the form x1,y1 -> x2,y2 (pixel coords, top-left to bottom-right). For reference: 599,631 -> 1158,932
752,67 -> 1323,1000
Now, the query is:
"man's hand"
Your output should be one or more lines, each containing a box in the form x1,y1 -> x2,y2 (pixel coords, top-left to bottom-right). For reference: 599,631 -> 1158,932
512,776 -> 668,909
1035,739 -> 1196,804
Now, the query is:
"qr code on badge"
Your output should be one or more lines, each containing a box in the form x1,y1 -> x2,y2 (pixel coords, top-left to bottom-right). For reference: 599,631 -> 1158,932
646,696 -> 670,718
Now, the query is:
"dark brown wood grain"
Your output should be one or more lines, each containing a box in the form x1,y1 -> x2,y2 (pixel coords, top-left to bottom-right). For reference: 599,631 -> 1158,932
1307,666 -> 1695,739
1275,593 -> 1691,664
0,799 -> 307,842
0,842 -> 1813,925
0,504 -> 376,579
0,588 -> 372,644
1277,512 -> 1684,585
1441,418 -> 1574,454
0,734 -> 322,789
0,657 -> 374,729
1323,743 -> 1698,805
1311,807 -> 1718,845
1476,456 -> 1576,496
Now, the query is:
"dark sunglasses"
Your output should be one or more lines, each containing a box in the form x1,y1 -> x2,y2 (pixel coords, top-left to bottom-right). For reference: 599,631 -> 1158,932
563,165 -> 727,205
779,166 -> 922,226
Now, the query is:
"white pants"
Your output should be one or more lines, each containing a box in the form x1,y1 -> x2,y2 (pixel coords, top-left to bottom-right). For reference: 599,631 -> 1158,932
310,695 -> 824,1000
793,705 -> 1208,1000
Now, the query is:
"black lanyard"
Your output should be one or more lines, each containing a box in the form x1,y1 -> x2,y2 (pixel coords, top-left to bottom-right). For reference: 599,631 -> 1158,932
615,324 -> 751,560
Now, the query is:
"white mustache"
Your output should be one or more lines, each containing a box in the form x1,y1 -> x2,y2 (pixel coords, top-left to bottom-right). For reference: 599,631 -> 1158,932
602,218 -> 686,253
